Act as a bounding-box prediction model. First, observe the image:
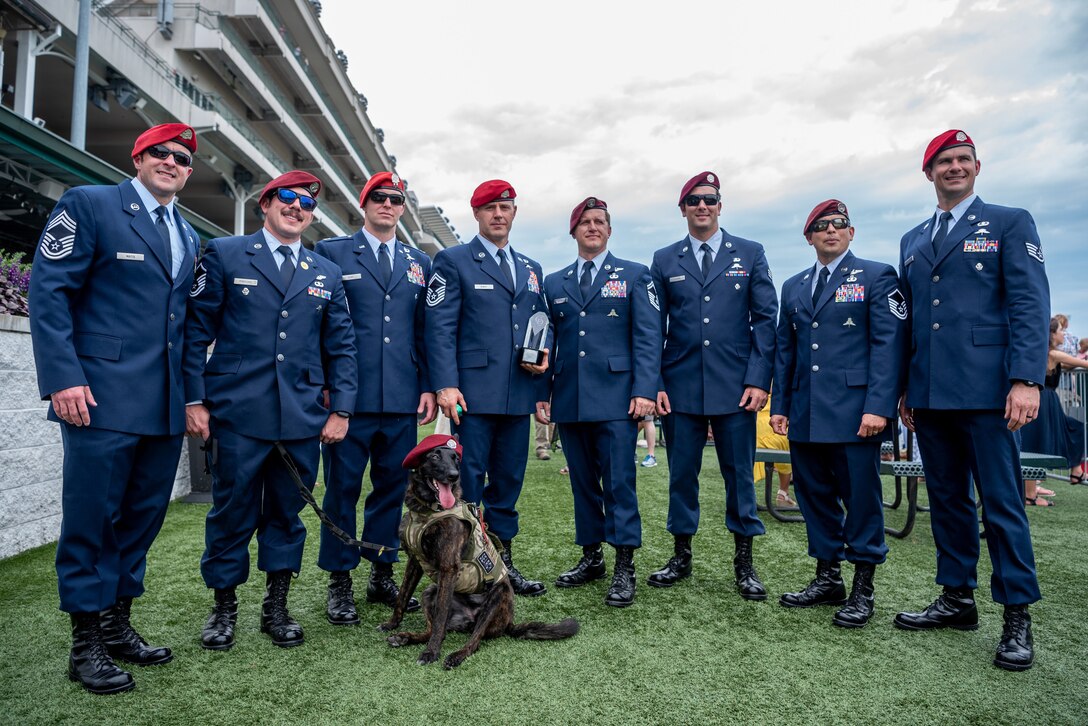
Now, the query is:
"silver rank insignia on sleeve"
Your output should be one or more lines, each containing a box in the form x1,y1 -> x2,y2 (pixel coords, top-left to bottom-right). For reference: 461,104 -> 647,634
647,280 -> 660,311
426,272 -> 447,307
39,209 -> 78,260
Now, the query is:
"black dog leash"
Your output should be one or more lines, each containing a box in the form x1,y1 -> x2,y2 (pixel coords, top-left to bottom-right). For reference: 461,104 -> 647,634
275,442 -> 399,554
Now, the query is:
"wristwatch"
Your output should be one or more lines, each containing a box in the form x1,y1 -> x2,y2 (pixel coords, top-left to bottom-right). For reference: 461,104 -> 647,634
1012,379 -> 1041,390
333,410 -> 351,418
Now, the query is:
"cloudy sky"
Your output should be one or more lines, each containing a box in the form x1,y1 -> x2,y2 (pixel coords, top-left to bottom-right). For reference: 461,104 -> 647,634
322,0 -> 1088,336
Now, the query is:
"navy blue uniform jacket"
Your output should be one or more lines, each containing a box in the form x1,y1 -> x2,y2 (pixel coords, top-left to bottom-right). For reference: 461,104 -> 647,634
29,180 -> 198,436
183,231 -> 357,441
650,231 -> 777,415
771,251 -> 906,442
542,252 -> 662,423
899,197 -> 1049,410
314,234 -> 430,414
424,236 -> 550,414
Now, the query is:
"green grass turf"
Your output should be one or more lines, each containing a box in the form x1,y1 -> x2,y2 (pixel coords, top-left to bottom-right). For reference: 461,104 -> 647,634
2,443 -> 1087,725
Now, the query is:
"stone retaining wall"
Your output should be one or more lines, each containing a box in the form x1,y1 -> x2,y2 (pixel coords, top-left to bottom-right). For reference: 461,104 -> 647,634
0,314 -> 191,560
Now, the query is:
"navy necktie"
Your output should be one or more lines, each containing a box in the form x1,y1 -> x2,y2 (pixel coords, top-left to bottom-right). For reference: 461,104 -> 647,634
932,211 -> 953,255
812,266 -> 829,306
580,260 -> 595,300
700,243 -> 713,281
155,206 -> 173,274
497,248 -> 514,289
378,242 -> 392,287
277,247 -> 295,289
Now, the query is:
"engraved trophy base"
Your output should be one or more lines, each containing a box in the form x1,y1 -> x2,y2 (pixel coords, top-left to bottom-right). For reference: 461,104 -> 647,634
520,347 -> 543,365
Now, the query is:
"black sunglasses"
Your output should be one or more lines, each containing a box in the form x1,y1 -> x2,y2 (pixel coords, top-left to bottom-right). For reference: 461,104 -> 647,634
276,188 -> 318,211
369,191 -> 406,206
145,144 -> 192,167
683,193 -> 720,208
810,218 -> 850,233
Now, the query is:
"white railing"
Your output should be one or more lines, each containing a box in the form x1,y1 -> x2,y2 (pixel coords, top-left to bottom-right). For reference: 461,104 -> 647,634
1058,368 -> 1088,466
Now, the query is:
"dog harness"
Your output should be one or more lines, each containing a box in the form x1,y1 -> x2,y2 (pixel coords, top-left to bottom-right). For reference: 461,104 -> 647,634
401,502 -> 509,594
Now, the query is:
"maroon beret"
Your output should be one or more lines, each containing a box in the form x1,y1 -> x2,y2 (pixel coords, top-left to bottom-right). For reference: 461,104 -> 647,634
131,123 -> 197,157
569,196 -> 608,234
402,434 -> 463,469
678,171 -> 720,206
259,171 -> 322,204
804,199 -> 850,235
922,129 -> 974,170
359,171 -> 407,208
471,179 -> 516,208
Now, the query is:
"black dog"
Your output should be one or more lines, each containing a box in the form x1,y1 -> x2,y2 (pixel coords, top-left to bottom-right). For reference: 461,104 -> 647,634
378,439 -> 578,669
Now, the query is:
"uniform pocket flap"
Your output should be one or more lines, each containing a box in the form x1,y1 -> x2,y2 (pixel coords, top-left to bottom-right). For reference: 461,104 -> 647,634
972,325 -> 1010,346
307,366 -> 325,385
608,356 -> 632,372
205,354 -> 241,374
458,349 -> 488,369
735,345 -> 752,359
845,369 -> 868,387
74,333 -> 122,361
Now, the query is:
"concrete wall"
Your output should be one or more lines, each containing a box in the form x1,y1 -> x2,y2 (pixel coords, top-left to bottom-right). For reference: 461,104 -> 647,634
0,315 -> 191,560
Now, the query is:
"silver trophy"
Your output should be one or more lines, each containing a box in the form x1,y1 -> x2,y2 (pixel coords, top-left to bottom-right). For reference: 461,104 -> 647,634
520,311 -> 549,365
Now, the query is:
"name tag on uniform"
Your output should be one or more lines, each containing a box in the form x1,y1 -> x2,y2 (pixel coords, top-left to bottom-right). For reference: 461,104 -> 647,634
234,278 -> 258,286
116,252 -> 144,261
669,275 -> 685,283
904,255 -> 915,267
342,273 -> 362,281
475,283 -> 494,290
553,297 -> 567,304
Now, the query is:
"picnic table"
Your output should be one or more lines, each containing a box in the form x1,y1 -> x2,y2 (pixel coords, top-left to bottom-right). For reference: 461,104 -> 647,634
755,448 -> 1066,538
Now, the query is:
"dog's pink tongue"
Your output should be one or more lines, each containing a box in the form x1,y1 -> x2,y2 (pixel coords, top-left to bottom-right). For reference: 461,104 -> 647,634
437,483 -> 456,509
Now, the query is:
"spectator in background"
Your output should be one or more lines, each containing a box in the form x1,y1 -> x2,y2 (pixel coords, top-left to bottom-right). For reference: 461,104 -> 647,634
1078,338 -> 1088,361
754,395 -> 793,506
638,416 -> 658,468
535,417 -> 556,460
1021,318 -> 1088,495
1054,314 -> 1078,355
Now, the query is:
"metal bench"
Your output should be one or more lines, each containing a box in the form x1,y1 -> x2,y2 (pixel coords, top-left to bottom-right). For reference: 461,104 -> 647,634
755,448 -> 1065,539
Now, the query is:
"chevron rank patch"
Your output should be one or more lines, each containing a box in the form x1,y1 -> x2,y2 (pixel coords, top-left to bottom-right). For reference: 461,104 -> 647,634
190,260 -> 207,297
426,272 -> 446,307
39,209 -> 77,260
647,280 -> 660,311
1026,241 -> 1045,263
888,289 -> 908,320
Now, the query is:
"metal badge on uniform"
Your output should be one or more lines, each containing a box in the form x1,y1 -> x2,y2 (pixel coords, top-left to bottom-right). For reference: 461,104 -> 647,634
846,269 -> 862,282
116,252 -> 144,261
254,243 -> 263,249
553,297 -> 568,305
835,284 -> 865,302
844,317 -> 856,327
307,285 -> 332,300
977,221 -> 989,226
234,278 -> 258,286
609,273 -> 619,280
601,280 -> 627,298
904,255 -> 915,267
342,273 -> 362,281
475,283 -> 494,290
527,269 -> 541,294
607,309 -> 619,317
300,261 -> 309,270
669,275 -> 686,283
242,288 -> 250,296
408,262 -> 426,286
426,272 -> 446,307
888,289 -> 908,320
130,203 -> 140,211
313,280 -> 325,288
725,262 -> 748,277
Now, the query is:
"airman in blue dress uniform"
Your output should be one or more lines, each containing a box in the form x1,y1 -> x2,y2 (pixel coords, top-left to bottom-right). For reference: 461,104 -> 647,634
424,179 -> 551,596
894,130 -> 1049,671
538,197 -> 661,607
184,171 -> 357,651
314,171 -> 434,623
648,172 -> 778,601
771,199 -> 906,628
29,123 -> 200,694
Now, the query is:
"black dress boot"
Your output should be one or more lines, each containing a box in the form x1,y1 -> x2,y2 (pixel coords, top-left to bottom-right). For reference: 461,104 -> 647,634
500,540 -> 547,597
605,546 -> 636,608
68,612 -> 135,695
994,605 -> 1034,671
100,597 -> 173,666
366,562 -> 421,612
201,588 -> 238,651
779,560 -> 846,608
894,587 -> 978,631
260,571 -> 304,648
556,544 -> 606,588
733,534 -> 767,601
327,571 -> 360,626
833,563 -> 876,628
647,535 -> 692,588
